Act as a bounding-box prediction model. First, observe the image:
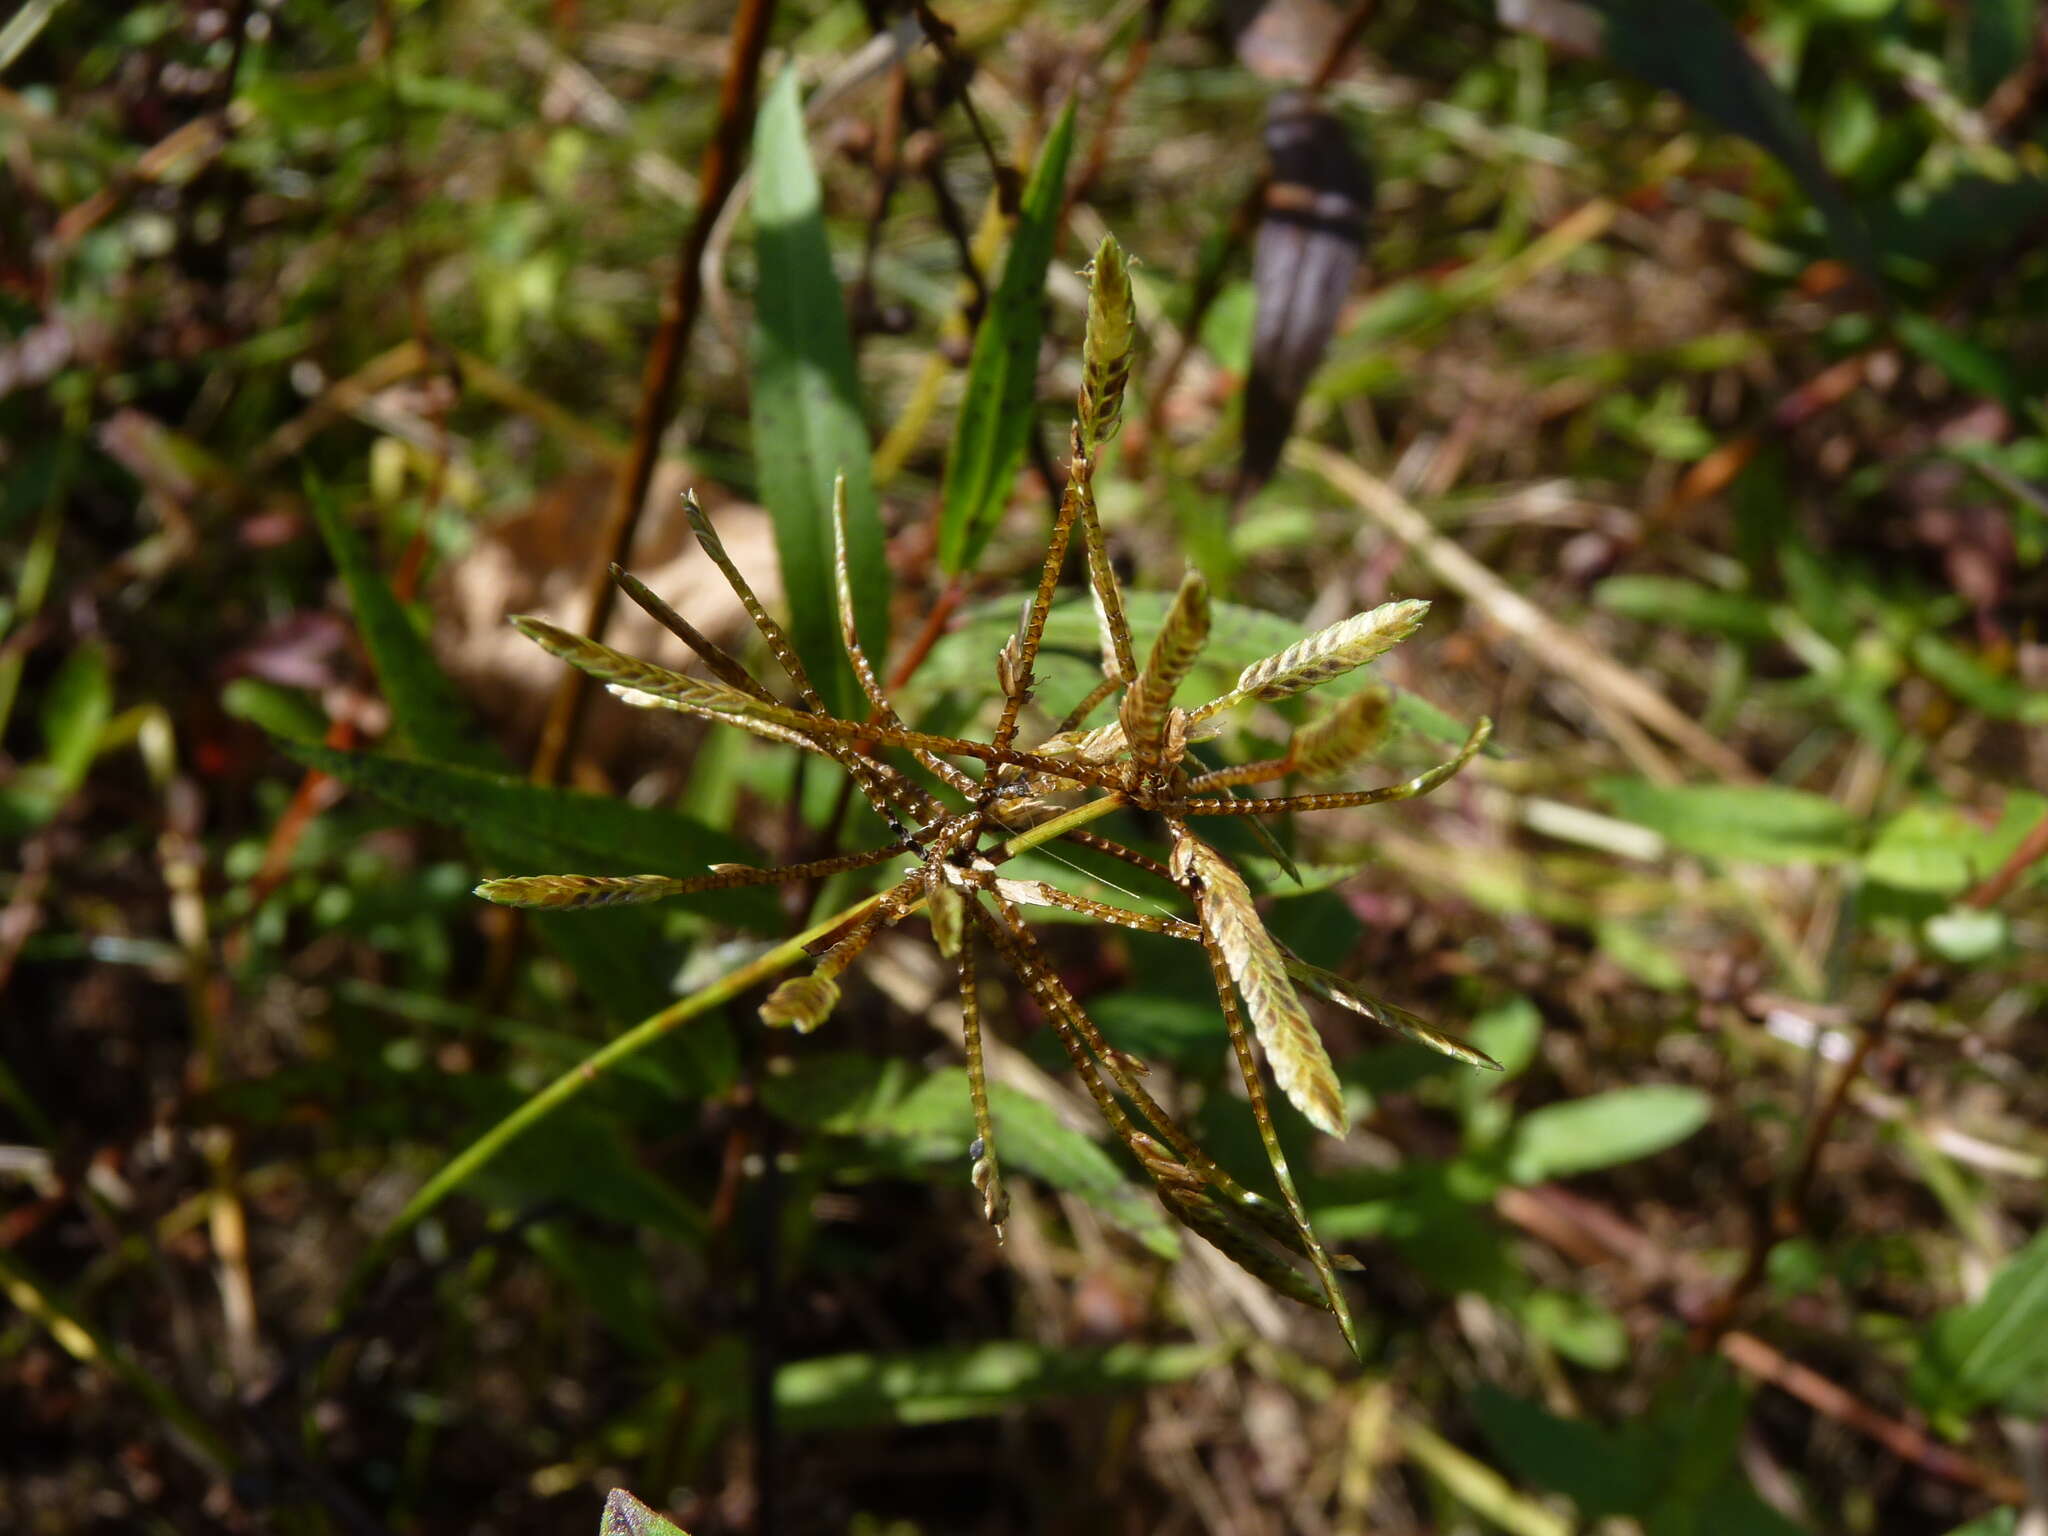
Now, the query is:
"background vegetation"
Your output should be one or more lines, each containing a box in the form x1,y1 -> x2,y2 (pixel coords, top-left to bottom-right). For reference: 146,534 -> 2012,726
3,0 -> 2046,1532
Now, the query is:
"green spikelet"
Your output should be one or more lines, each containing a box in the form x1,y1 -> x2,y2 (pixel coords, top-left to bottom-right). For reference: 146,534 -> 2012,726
1077,236 -> 1135,453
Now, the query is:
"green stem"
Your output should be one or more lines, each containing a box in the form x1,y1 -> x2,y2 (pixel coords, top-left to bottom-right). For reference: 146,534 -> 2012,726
339,792 -> 1128,1317
0,1247 -> 236,1474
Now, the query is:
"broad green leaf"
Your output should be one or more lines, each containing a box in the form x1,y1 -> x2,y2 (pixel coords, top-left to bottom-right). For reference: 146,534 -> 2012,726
1914,1228 -> 2048,1420
750,68 -> 887,716
1593,576 -> 1777,643
1521,1289 -> 1627,1370
601,1489 -> 690,1536
1866,803 -> 1992,894
937,99 -> 1078,574
1581,0 -> 1878,281
1597,779 -> 1859,866
774,1339 -> 1221,1429
281,742 -> 781,932
1505,1085 -> 1711,1184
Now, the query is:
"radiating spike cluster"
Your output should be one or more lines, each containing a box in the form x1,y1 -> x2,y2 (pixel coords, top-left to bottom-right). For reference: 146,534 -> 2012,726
481,251 -> 1499,1357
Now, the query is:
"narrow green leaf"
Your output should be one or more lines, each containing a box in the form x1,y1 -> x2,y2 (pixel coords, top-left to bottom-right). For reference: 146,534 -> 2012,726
307,479 -> 497,771
773,1339 -> 1221,1429
1505,1085 -> 1711,1183
0,640 -> 111,834
1598,779 -> 1860,866
281,741 -> 782,932
937,99 -> 1078,574
1593,576 -> 1777,643
1582,0 -> 1878,282
750,67 -> 888,716
1914,1228 -> 2048,1419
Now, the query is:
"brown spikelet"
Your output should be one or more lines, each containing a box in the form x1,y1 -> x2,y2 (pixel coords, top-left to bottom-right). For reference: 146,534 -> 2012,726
513,615 -> 759,716
1172,828 -> 1347,1136
473,874 -> 691,910
1119,570 -> 1210,773
1287,685 -> 1392,779
1077,235 -> 1136,453
759,974 -> 840,1032
610,564 -> 774,703
1200,598 -> 1428,717
1072,477 -> 1136,683
1284,955 -> 1503,1072
927,878 -> 966,958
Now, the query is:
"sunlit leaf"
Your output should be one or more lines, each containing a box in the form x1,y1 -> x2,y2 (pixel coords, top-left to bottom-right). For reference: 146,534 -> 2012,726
938,100 -> 1078,574
751,67 -> 888,716
1504,1085 -> 1711,1183
1598,779 -> 1859,866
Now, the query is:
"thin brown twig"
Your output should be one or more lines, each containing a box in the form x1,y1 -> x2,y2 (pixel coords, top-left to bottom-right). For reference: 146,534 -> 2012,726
1697,806 -> 2048,1340
528,0 -> 779,789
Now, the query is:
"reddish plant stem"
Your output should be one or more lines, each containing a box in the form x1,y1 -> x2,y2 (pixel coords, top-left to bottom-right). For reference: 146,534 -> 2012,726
1698,806 -> 2048,1341
529,0 -> 780,789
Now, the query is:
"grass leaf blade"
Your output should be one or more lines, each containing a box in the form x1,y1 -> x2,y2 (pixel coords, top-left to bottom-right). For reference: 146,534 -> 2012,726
937,99 -> 1079,575
751,67 -> 888,715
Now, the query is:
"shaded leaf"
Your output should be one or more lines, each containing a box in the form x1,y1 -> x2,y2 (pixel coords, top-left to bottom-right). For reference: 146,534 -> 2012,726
1594,576 -> 1777,643
1505,1085 -> 1711,1183
1580,0 -> 1878,281
282,741 -> 781,932
751,67 -> 888,716
308,480 -> 495,771
1598,779 -> 1859,866
773,1339 -> 1221,1429
938,100 -> 1078,574
1914,1228 -> 2048,1420
888,1070 -> 1179,1258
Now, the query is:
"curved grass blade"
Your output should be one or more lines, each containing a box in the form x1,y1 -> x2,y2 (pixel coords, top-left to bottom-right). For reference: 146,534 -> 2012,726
938,99 -> 1078,575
